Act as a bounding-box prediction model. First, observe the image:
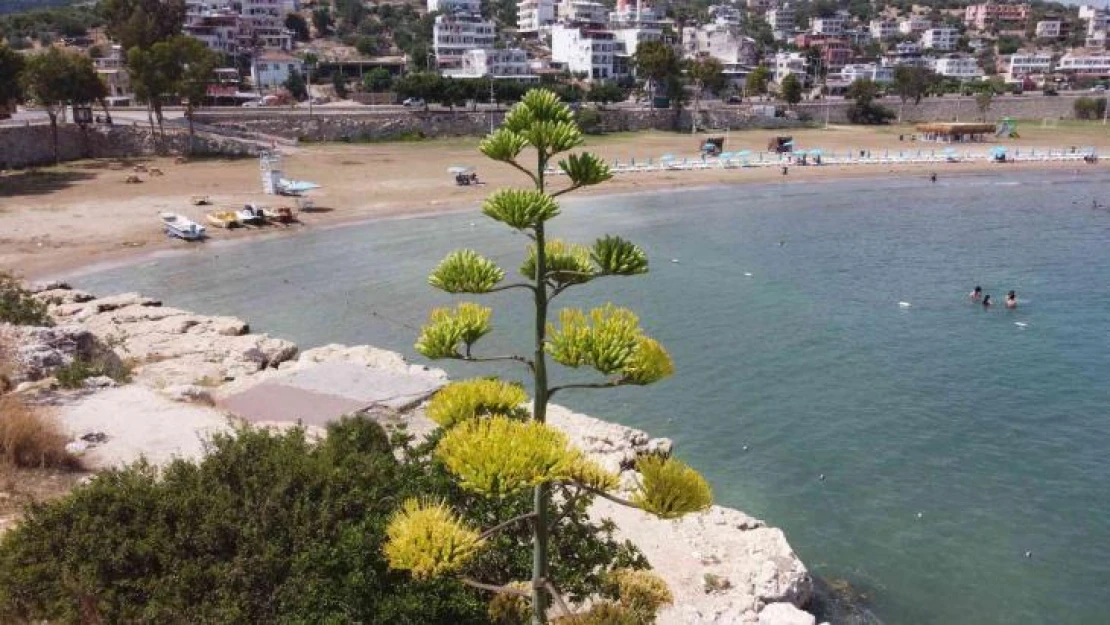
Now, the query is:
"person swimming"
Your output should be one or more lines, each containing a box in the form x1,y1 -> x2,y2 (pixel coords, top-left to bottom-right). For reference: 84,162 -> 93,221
970,286 -> 982,301
1006,290 -> 1017,309
982,294 -> 992,307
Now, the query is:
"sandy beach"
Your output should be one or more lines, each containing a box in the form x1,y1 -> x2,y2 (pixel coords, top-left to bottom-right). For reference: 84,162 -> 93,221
2,123 -> 1107,279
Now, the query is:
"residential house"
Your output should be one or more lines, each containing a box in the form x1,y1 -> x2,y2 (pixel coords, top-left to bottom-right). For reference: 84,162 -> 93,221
870,19 -> 898,40
95,45 -> 131,101
964,3 -> 1030,31
551,24 -> 619,79
840,63 -> 894,83
557,0 -> 609,26
1006,51 -> 1053,81
922,27 -> 959,51
930,55 -> 984,79
446,48 -> 537,79
810,15 -> 846,36
773,51 -> 808,83
1035,20 -> 1062,39
1057,52 -> 1110,75
433,12 -> 496,69
251,52 -> 303,89
766,4 -> 795,42
899,15 -> 931,35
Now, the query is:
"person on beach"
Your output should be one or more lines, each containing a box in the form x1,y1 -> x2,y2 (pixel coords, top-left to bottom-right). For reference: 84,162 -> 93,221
982,294 -> 992,308
1006,290 -> 1017,309
970,286 -> 982,301
930,172 -> 937,183
782,166 -> 788,176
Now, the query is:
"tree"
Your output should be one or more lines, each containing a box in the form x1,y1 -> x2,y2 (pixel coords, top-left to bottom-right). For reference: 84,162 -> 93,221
171,36 -> 218,153
312,7 -> 331,36
127,43 -> 176,138
586,81 -> 624,106
362,67 -> 393,92
332,70 -> 348,99
21,47 -> 104,163
0,42 -> 25,109
285,69 -> 308,100
846,78 -> 895,125
780,73 -> 803,105
892,66 -> 936,121
974,91 -> 992,121
394,71 -> 440,109
285,12 -> 310,41
1074,96 -> 1107,120
846,77 -> 880,106
745,65 -> 771,97
687,56 -> 724,130
632,40 -> 681,108
386,89 -> 712,624
355,35 -> 378,56
100,0 -> 185,51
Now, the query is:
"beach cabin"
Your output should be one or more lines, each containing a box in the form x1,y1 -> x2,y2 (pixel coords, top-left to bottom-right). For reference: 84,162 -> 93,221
915,122 -> 996,143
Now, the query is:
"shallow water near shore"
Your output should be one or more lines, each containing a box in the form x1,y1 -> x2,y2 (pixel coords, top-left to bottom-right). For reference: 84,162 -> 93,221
75,171 -> 1110,624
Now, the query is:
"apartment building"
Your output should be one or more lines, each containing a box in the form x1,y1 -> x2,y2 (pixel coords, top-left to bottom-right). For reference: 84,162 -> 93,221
922,27 -> 959,50
773,51 -> 808,83
870,19 -> 898,40
429,0 -> 481,12
682,22 -> 757,66
964,3 -> 1030,31
1058,52 -> 1110,74
551,24 -> 619,79
898,15 -> 931,35
433,12 -> 496,68
766,4 -> 795,41
840,63 -> 894,83
1006,52 -> 1053,80
557,0 -> 609,26
447,48 -> 536,79
931,55 -> 984,79
810,15 -> 846,36
251,51 -> 303,89
517,0 -> 555,33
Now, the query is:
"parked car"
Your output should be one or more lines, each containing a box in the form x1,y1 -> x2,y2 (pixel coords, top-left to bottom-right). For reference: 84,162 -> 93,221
241,100 -> 262,107
726,95 -> 743,104
402,97 -> 425,107
1090,85 -> 1107,93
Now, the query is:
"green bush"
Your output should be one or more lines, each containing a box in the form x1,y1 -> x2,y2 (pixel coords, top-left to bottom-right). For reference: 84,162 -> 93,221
846,102 -> 896,125
0,417 -> 646,623
0,272 -> 51,326
52,352 -> 130,388
576,107 -> 604,135
1074,96 -> 1107,120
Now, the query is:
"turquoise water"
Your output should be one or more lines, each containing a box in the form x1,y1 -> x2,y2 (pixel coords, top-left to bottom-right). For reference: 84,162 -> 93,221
74,171 -> 1110,624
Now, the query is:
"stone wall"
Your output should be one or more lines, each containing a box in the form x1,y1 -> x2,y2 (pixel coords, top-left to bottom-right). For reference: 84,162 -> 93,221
0,123 -> 260,169
194,94 -> 1081,142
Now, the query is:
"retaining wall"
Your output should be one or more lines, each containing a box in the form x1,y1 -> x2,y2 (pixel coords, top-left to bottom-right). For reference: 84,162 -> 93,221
0,123 -> 260,169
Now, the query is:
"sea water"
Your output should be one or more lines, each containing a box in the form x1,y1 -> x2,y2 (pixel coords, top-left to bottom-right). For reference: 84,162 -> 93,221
74,171 -> 1110,624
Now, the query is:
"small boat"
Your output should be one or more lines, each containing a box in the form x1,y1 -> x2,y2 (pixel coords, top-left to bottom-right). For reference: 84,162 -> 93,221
205,211 -> 239,228
259,206 -> 296,224
235,204 -> 266,226
160,212 -> 206,240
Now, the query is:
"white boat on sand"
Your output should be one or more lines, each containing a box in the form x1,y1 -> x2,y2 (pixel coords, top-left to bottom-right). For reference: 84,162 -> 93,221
160,212 -> 206,241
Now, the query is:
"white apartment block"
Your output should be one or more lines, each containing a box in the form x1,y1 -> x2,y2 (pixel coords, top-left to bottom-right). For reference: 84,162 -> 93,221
1035,20 -> 1061,39
446,48 -> 536,78
840,63 -> 894,83
708,4 -> 743,26
773,51 -> 807,83
845,28 -> 872,46
810,15 -> 846,36
766,5 -> 795,41
239,0 -> 295,51
922,27 -> 959,50
1057,53 -> 1110,73
1078,4 -> 1103,21
183,0 -> 293,54
870,19 -> 898,40
899,15 -> 931,35
611,26 -> 662,57
746,0 -> 776,11
433,13 -> 496,68
517,0 -> 555,32
184,11 -> 241,54
1088,29 -> 1108,48
558,0 -> 609,25
551,24 -> 619,80
930,55 -> 984,79
1007,52 -> 1053,80
429,0 -> 481,13
682,23 -> 757,65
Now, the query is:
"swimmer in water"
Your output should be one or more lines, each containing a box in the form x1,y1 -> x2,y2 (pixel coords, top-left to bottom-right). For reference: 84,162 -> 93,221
982,294 -> 992,308
970,286 -> 982,301
1006,290 -> 1017,309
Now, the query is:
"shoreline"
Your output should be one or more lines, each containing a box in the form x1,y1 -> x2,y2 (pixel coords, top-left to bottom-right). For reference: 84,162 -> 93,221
23,157 -> 1107,283
10,283 -> 819,624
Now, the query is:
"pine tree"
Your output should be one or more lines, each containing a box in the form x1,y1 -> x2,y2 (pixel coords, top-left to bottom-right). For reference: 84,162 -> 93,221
384,89 -> 713,623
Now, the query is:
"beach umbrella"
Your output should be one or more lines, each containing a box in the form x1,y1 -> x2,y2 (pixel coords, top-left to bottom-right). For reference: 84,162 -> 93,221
447,166 -> 473,174
279,179 -> 322,193
991,146 -> 1007,158
660,154 -> 675,161
718,151 -> 733,160
808,148 -> 823,156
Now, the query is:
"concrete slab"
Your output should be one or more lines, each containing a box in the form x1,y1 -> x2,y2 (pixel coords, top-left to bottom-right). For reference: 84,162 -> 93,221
269,361 -> 444,410
218,383 -> 367,427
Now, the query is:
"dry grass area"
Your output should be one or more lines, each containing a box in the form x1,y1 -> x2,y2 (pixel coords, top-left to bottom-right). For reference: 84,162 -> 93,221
0,464 -> 88,536
1,123 -> 1108,278
0,396 -> 79,471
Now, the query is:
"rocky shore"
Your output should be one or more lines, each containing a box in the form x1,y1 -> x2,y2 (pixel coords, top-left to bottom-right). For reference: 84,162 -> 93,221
4,283 -> 818,625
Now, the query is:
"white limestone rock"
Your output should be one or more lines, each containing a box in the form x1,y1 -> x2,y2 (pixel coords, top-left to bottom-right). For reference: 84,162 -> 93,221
757,602 -> 816,625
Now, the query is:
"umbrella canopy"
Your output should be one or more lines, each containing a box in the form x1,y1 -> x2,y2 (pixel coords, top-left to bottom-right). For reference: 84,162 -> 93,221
734,149 -> 752,157
660,154 -> 675,161
808,148 -> 824,156
447,166 -> 474,174
991,146 -> 1007,157
279,179 -> 321,193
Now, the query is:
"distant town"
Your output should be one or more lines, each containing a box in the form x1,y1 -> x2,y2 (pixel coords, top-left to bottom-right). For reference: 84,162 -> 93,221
1,0 -> 1109,115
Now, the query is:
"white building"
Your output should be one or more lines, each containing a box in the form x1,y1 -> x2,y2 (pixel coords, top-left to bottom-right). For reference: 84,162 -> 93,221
882,41 -> 926,68
898,15 -> 931,35
708,4 -> 743,25
183,10 -> 241,54
922,27 -> 959,51
446,48 -> 537,79
773,51 -> 807,83
1058,53 -> 1110,73
682,23 -> 757,66
840,63 -> 894,83
238,0 -> 295,51
1078,4 -> 1104,21
746,0 -> 776,11
766,4 -> 795,41
870,19 -> 898,40
810,15 -> 846,36
94,45 -> 131,99
845,28 -> 872,46
251,52 -> 302,89
551,24 -> 618,79
1007,52 -> 1053,80
1034,20 -> 1061,39
611,25 -> 662,58
433,13 -> 496,68
517,0 -> 555,33
1088,28 -> 1108,49
558,0 -> 609,25
429,0 -> 481,13
930,55 -> 984,79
